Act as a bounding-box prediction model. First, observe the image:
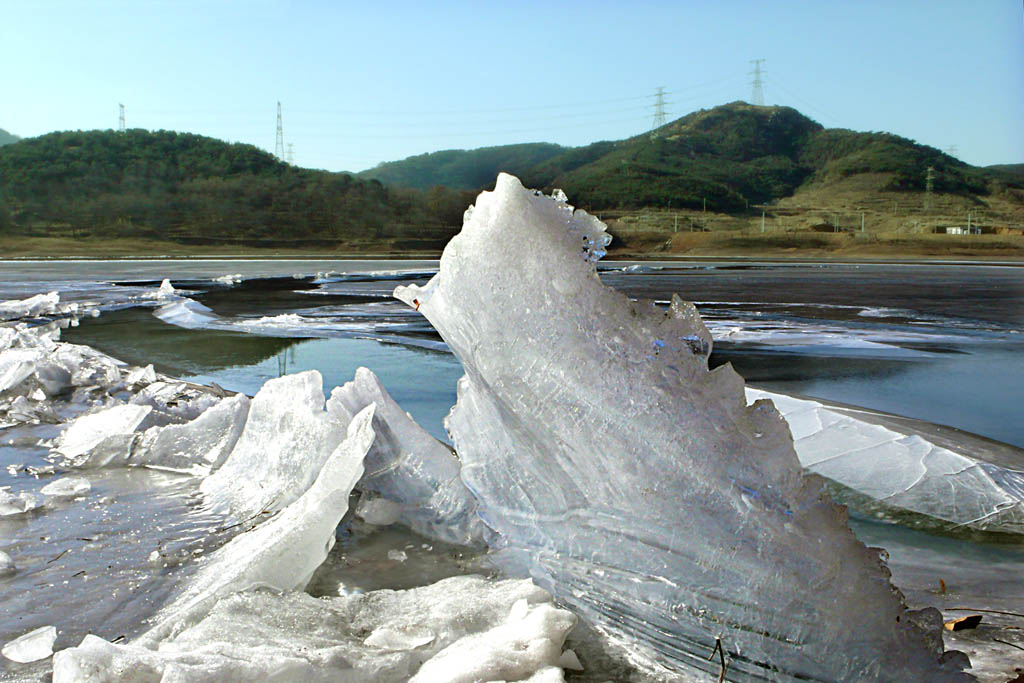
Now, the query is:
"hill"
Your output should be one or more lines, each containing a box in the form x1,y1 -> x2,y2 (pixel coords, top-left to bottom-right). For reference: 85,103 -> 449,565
0,128 -> 19,147
358,142 -> 564,190
359,103 -> 1014,217
0,129 -> 473,249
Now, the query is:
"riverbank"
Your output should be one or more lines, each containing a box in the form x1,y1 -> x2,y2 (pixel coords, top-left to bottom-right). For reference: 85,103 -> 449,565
3,232 -> 1024,262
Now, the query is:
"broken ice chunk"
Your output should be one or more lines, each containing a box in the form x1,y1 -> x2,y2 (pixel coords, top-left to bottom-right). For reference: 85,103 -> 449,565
40,476 -> 91,498
0,488 -> 42,516
0,549 -> 15,576
410,597 -> 576,683
130,393 -> 250,473
54,404 -> 152,463
355,494 -> 402,526
2,625 -> 57,663
200,371 -> 349,518
748,387 -> 1024,533
138,405 -> 375,644
331,367 -> 487,546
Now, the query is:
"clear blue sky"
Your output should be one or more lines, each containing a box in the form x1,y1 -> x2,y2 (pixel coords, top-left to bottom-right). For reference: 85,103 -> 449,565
2,0 -> 1022,172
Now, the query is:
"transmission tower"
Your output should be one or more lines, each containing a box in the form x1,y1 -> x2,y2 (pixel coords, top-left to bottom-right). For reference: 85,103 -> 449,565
925,166 -> 935,212
651,87 -> 668,130
286,143 -> 294,165
118,103 -> 126,133
275,101 -> 285,161
945,145 -> 959,159
749,59 -> 766,106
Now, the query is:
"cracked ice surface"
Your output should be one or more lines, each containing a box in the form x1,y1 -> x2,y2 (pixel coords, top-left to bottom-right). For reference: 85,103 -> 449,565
395,174 -> 971,681
747,388 -> 1024,534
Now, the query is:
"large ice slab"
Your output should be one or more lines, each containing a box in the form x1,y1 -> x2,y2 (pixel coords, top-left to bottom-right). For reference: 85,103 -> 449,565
2,625 -> 57,663
747,388 -> 1024,534
395,174 -> 969,680
55,576 -> 574,682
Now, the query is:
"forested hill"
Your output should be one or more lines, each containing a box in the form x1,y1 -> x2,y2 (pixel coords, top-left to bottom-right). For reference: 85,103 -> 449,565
0,129 -> 473,246
0,129 -> 19,147
359,102 -> 1015,212
358,142 -> 565,190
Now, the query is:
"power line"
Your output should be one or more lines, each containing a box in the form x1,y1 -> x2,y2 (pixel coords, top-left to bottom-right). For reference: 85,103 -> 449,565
749,59 -> 766,106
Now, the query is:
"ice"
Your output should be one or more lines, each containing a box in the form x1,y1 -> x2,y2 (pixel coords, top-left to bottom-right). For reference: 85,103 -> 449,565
746,388 -> 1024,533
0,487 -> 42,516
56,576 -> 575,682
40,475 -> 91,498
331,367 -> 486,546
54,404 -> 152,464
129,393 -> 250,473
200,371 -> 351,518
139,405 -> 374,644
356,494 -> 403,525
394,174 -> 968,680
0,549 -> 15,576
410,597 -> 576,683
0,291 -> 61,320
153,298 -> 220,329
2,625 -> 57,663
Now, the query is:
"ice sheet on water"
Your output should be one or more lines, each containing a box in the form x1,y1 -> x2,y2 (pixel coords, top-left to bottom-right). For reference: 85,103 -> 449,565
747,387 -> 1024,534
394,174 -> 969,681
56,576 -> 574,683
2,625 -> 57,663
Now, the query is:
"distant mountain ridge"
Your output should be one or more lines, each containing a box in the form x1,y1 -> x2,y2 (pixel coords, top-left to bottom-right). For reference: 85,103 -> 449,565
360,142 -> 565,190
0,128 -> 20,147
358,102 -> 1016,212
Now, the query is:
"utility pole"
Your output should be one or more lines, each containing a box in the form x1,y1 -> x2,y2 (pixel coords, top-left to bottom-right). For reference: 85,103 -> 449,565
118,104 -> 125,133
749,59 -> 766,106
833,215 -> 839,233
925,166 -> 935,212
861,212 -> 865,232
761,210 -> 765,233
651,87 -> 668,131
275,101 -> 285,161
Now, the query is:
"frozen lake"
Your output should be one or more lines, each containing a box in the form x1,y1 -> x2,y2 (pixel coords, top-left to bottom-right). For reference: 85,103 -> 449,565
1,257 -> 1023,681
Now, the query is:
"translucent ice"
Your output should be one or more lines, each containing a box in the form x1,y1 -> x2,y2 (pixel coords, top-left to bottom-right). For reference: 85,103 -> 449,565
40,476 -> 91,498
54,404 -> 152,465
56,576 -> 574,682
2,625 -> 57,663
331,367 -> 486,545
747,388 -> 1024,534
395,174 -> 969,681
0,549 -> 15,575
130,393 -> 250,473
0,487 -> 42,516
139,405 -> 374,644
0,291 -> 61,320
200,371 -> 351,518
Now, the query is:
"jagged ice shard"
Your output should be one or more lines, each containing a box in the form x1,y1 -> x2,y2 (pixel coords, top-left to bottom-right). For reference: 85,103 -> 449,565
395,174 -> 971,681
